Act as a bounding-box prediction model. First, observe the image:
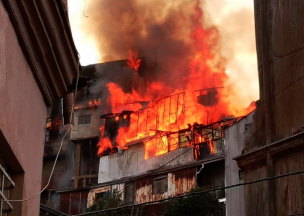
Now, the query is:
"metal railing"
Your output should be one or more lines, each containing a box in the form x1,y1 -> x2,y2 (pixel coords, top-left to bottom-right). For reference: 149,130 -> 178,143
71,174 -> 98,189
0,164 -> 15,215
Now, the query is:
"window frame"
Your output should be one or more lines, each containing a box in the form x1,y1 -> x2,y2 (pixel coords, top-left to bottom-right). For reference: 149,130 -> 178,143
152,175 -> 168,195
78,115 -> 92,125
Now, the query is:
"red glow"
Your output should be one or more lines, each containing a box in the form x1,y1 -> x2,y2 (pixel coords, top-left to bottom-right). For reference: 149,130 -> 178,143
127,50 -> 141,71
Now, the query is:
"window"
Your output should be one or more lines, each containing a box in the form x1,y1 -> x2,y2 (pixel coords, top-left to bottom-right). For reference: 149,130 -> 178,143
79,115 -> 92,125
45,130 -> 50,142
95,191 -> 110,200
0,164 -> 14,214
152,176 -> 168,195
124,182 -> 135,204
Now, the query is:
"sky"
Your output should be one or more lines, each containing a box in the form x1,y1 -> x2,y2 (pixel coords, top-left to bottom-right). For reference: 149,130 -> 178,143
67,0 -> 259,109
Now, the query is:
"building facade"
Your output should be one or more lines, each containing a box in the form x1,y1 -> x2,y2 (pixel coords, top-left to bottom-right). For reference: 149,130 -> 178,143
234,1 -> 304,215
0,0 -> 79,215
41,58 -> 256,215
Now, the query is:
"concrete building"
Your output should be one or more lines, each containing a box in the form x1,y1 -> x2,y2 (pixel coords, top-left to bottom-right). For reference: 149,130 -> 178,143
234,1 -> 304,215
0,0 -> 79,215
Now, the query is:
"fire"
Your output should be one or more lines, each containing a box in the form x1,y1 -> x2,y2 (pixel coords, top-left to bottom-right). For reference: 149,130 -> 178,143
88,98 -> 101,107
96,1 -> 256,159
127,50 -> 141,71
97,137 -> 112,156
116,127 -> 129,149
209,140 -> 215,154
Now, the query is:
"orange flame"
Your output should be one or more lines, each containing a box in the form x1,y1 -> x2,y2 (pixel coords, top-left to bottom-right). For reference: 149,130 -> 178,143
209,140 -> 215,154
127,50 -> 141,71
97,137 -> 112,156
97,1 -> 256,159
116,127 -> 129,149
88,98 -> 101,107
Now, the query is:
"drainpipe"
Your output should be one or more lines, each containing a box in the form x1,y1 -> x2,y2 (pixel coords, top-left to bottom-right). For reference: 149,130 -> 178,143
63,93 -> 74,125
195,164 -> 204,187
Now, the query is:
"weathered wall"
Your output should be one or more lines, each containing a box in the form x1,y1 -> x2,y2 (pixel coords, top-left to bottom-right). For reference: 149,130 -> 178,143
87,184 -> 124,207
253,0 -> 304,149
89,167 -> 196,206
0,2 -> 47,215
269,0 -> 304,142
98,145 -> 196,183
274,149 -> 304,216
236,1 -> 304,215
224,113 -> 254,216
244,166 -> 268,216
71,108 -> 101,140
99,139 -> 223,184
59,190 -> 89,215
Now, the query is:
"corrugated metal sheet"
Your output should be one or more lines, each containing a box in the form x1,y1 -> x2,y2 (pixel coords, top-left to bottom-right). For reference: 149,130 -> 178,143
133,167 -> 196,204
59,190 -> 89,215
99,144 -> 195,183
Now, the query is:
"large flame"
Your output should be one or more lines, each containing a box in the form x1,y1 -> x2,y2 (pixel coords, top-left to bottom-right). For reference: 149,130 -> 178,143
68,0 -> 258,159
96,1 -> 256,159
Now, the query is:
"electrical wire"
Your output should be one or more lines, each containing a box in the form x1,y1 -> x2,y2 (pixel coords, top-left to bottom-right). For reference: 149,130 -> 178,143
75,168 -> 304,215
7,61 -> 80,202
94,147 -> 193,206
254,61 -> 304,110
79,69 -> 304,213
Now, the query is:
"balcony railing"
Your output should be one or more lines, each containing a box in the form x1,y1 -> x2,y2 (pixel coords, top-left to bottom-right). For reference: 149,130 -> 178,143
71,174 -> 98,189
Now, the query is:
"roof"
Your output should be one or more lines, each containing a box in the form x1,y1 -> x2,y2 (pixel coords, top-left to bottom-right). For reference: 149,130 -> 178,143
3,0 -> 80,105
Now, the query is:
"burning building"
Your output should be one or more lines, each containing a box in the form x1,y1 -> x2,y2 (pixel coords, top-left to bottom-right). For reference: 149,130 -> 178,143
40,49 -> 255,215
40,1 -> 257,215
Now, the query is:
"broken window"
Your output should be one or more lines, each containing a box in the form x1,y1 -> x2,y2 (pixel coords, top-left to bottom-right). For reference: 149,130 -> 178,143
79,115 -> 92,125
124,182 -> 135,204
152,176 -> 168,195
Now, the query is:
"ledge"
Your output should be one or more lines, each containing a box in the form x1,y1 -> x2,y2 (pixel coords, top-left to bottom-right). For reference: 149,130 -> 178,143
234,131 -> 304,171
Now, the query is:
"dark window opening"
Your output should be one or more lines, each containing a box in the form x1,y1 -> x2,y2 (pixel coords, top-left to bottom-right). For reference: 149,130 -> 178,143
95,191 -> 110,201
152,176 -> 168,195
79,115 -> 92,125
124,182 -> 135,204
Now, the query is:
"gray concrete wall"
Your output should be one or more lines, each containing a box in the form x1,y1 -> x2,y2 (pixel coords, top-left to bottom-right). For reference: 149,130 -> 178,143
0,2 -> 47,215
71,108 -> 101,140
224,113 -> 254,216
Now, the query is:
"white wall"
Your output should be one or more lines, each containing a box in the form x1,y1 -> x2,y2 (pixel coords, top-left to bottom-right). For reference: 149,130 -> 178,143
224,112 -> 254,216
